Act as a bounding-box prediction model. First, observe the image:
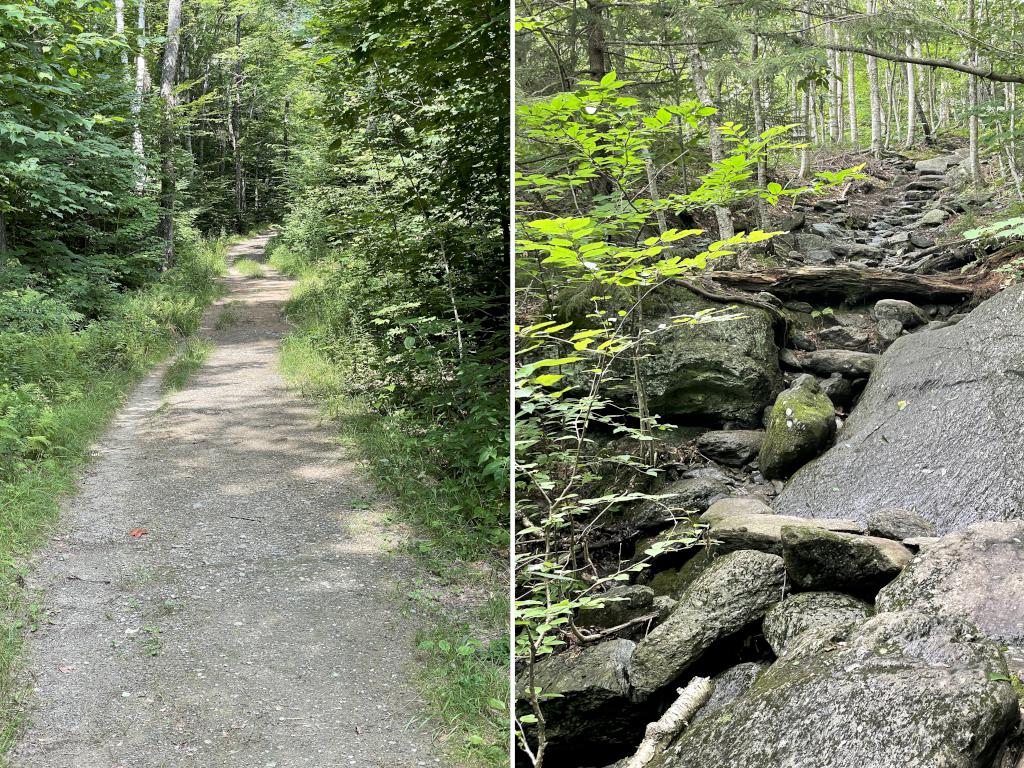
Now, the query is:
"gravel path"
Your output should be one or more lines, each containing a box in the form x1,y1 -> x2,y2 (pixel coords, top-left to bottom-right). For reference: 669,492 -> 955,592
11,234 -> 442,767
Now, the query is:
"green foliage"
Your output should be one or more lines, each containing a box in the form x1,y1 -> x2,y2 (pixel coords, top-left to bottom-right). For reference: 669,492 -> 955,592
416,616 -> 510,768
162,338 -> 212,392
232,258 -> 266,278
963,217 -> 1024,240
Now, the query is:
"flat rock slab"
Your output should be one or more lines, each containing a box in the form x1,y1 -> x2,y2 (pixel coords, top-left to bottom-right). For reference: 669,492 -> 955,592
782,526 -> 914,594
776,284 -> 1024,532
877,521 -> 1024,673
701,498 -> 864,556
658,611 -> 1020,768
10,235 -> 440,768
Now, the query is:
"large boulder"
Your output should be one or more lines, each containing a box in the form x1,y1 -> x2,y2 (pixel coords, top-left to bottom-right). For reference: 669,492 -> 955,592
758,375 -> 836,479
782,525 -> 914,595
516,639 -> 640,765
877,521 -> 1024,675
638,288 -> 783,426
701,497 -> 864,555
629,550 -> 785,698
655,611 -> 1020,768
762,591 -> 872,656
775,285 -> 1024,531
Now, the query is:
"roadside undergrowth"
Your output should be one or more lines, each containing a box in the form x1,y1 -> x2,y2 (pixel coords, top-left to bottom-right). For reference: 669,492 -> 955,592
0,234 -> 228,760
162,338 -> 213,392
274,248 -> 509,768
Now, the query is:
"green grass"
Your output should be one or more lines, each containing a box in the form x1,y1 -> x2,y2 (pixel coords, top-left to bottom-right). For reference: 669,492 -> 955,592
215,301 -> 242,329
0,236 -> 226,761
278,319 -> 509,768
233,258 -> 266,278
161,338 -> 212,392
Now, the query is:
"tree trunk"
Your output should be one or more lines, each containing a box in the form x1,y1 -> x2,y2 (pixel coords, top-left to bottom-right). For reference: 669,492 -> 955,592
866,0 -> 881,156
688,45 -> 734,242
826,18 -> 840,142
751,28 -> 767,227
905,43 -> 917,147
967,0 -> 982,181
159,0 -> 182,268
232,13 -> 244,232
131,0 -> 147,189
846,39 -> 858,143
694,266 -> 974,302
114,0 -> 129,65
584,0 -> 607,80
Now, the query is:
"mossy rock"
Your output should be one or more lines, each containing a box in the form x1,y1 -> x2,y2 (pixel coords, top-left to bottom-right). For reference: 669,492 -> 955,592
632,287 -> 783,427
758,374 -> 835,479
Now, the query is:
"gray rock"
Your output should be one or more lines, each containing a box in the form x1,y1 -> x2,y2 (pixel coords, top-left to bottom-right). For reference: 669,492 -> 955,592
659,611 -> 1020,768
774,285 -> 1024,531
875,299 -> 928,342
579,585 -> 654,628
909,233 -> 935,248
629,550 -> 786,697
810,222 -> 847,239
758,375 -> 836,479
517,639 -> 640,762
877,521 -> 1024,675
701,497 -> 863,556
874,298 -> 928,328
819,375 -> 853,406
646,550 -> 716,598
652,595 -> 677,620
802,349 -> 879,377
867,507 -> 936,540
695,429 -> 764,467
907,178 -> 945,191
762,591 -> 872,656
817,325 -> 872,351
626,476 -> 731,531
782,525 -> 914,594
778,212 -> 806,231
692,662 -> 767,723
640,287 -> 783,426
915,208 -> 950,226
805,248 -> 836,264
916,155 -> 960,174
779,347 -> 803,369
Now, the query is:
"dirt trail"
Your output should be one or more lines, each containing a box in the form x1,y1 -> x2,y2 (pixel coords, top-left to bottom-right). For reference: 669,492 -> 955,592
10,234 -> 442,767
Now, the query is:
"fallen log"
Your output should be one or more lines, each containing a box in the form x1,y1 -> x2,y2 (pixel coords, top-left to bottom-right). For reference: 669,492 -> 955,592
686,265 -> 975,303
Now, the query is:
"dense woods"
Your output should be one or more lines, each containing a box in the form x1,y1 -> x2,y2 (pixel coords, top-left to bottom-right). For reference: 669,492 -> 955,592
514,1 -> 1024,766
1,0 -> 508,763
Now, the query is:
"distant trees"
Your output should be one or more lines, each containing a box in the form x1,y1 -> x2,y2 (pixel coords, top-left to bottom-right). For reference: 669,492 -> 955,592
517,0 -> 1024,193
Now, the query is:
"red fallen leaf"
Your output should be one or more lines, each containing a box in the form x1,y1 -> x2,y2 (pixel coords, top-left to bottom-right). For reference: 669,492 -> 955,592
128,528 -> 148,539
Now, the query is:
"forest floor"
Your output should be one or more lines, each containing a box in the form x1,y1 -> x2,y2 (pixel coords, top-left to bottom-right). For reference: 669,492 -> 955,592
7,234 -> 444,767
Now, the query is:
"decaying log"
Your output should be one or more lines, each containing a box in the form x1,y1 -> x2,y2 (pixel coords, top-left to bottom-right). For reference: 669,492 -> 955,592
624,676 -> 714,768
689,265 -> 975,303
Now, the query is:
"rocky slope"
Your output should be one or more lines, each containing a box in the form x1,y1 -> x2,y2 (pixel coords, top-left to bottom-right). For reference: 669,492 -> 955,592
517,149 -> 1024,768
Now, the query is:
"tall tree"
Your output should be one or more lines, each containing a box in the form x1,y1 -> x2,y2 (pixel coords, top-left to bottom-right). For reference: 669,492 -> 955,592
159,0 -> 182,267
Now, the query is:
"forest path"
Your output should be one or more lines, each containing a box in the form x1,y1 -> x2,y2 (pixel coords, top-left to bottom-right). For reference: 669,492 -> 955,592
10,234 -> 441,767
